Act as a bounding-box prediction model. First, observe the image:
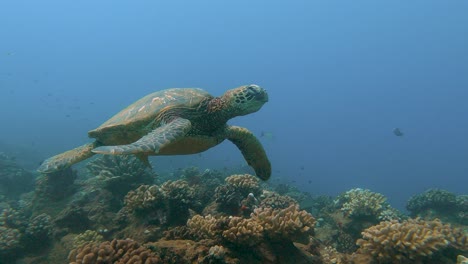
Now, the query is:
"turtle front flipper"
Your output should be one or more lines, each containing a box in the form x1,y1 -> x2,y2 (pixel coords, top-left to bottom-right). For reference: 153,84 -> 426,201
92,118 -> 192,155
37,141 -> 98,174
224,126 -> 271,180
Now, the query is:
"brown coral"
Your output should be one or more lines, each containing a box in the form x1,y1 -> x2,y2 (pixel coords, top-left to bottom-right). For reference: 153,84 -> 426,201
225,174 -> 261,195
259,191 -> 298,209
252,205 -> 316,244
124,185 -> 165,212
160,180 -> 195,205
187,214 -> 224,240
356,218 -> 468,263
68,239 -> 161,264
222,217 -> 264,246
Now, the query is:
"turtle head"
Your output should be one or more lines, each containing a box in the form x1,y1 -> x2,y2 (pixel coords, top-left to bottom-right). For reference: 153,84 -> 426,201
221,84 -> 268,117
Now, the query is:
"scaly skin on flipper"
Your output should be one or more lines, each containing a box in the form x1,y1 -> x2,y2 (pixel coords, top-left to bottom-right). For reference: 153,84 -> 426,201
37,142 -> 98,173
225,125 -> 271,180
92,118 -> 192,155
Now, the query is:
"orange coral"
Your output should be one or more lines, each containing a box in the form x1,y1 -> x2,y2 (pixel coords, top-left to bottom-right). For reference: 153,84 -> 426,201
356,218 -> 468,263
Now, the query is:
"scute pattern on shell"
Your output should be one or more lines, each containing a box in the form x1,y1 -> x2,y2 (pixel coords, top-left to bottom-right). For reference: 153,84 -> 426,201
92,88 -> 211,131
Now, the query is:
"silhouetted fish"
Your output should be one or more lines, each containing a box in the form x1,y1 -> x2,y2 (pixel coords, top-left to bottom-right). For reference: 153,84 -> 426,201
393,128 -> 404,137
260,131 -> 274,140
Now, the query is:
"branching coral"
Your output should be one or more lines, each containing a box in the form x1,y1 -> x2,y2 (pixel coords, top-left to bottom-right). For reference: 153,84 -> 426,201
68,238 -> 161,264
73,230 -> 104,248
222,217 -> 264,246
214,174 -> 263,214
124,185 -> 165,212
356,218 -> 468,263
86,155 -> 156,197
259,191 -> 298,209
338,188 -> 387,218
252,205 -> 315,244
160,180 -> 195,206
225,174 -> 261,197
24,213 -> 54,242
0,226 -> 21,255
186,205 -> 316,246
406,189 -> 457,215
187,214 -> 223,240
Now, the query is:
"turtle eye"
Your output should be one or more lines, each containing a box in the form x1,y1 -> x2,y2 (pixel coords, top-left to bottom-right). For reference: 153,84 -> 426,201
246,85 -> 259,96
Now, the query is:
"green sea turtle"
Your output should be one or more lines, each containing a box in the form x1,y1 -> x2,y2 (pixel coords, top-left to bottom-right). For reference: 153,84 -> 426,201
37,84 -> 271,180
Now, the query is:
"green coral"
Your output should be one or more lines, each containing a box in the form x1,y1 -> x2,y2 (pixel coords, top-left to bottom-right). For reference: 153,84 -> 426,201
24,213 -> 54,242
0,226 -> 21,254
406,189 -> 457,215
73,230 -> 104,248
124,185 -> 165,212
337,188 -> 388,218
86,155 -> 156,197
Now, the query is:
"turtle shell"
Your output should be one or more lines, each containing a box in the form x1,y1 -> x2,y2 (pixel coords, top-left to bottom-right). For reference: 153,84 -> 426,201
88,88 -> 211,143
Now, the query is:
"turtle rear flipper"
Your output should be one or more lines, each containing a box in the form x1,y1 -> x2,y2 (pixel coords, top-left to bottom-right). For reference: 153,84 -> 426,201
92,118 -> 192,155
225,126 -> 271,180
37,142 -> 98,174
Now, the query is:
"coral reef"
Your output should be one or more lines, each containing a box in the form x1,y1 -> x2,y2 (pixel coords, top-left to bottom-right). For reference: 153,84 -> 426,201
68,238 -> 161,263
355,218 -> 468,263
214,174 -> 262,215
73,230 -> 104,248
458,255 -> 468,264
407,189 -> 467,225
85,155 -> 157,197
0,226 -> 22,257
222,217 -> 264,245
122,180 -> 198,226
0,152 -> 35,198
124,185 -> 165,213
252,205 -> 316,244
0,158 -> 465,264
187,214 -> 224,240
24,213 -> 54,243
187,205 -> 316,246
259,191 -> 298,209
337,188 -> 387,218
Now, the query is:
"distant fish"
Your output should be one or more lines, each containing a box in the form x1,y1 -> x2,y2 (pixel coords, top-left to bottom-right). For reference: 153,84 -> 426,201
393,128 -> 404,137
260,131 -> 274,140
6,52 -> 15,56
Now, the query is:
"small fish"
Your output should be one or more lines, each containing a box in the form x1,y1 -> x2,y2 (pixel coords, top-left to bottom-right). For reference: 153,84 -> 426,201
260,131 -> 274,140
393,128 -> 404,137
300,166 -> 305,171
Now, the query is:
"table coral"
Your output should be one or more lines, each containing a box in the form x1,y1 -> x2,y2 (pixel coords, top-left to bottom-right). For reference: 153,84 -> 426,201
356,218 -> 468,263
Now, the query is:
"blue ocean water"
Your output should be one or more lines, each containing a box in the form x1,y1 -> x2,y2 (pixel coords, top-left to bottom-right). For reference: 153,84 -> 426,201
1,0 -> 467,210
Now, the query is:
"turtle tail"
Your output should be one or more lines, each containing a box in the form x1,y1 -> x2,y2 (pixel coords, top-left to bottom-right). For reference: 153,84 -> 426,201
37,141 -> 99,174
